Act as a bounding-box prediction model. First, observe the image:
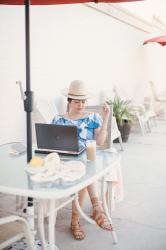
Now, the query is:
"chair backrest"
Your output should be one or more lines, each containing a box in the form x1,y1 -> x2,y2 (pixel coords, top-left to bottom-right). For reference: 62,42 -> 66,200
111,116 -> 121,141
86,105 -> 112,149
35,99 -> 58,123
32,98 -> 59,142
149,81 -> 159,101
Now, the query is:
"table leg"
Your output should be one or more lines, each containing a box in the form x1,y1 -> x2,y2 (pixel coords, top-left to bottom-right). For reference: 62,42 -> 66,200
38,197 -> 75,250
48,200 -> 59,250
38,200 -> 47,250
26,198 -> 36,247
101,177 -> 118,244
107,181 -> 113,216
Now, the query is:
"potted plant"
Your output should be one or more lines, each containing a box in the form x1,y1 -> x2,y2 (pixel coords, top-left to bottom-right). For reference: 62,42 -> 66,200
107,95 -> 134,142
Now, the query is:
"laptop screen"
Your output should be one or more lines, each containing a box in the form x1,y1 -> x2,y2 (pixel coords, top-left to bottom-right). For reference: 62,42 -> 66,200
35,123 -> 80,152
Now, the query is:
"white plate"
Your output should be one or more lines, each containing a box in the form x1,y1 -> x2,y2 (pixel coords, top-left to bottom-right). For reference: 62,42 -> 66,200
25,166 -> 47,175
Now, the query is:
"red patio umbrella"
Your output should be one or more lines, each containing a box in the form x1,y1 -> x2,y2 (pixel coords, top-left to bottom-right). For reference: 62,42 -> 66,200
0,0 -> 143,4
143,35 -> 166,47
0,0 -> 144,162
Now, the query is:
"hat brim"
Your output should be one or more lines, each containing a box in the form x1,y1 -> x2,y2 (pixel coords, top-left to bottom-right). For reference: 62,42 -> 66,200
61,88 -> 93,99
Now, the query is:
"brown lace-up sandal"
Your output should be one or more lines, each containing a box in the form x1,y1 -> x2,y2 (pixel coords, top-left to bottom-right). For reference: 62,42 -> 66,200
91,197 -> 113,231
70,213 -> 86,240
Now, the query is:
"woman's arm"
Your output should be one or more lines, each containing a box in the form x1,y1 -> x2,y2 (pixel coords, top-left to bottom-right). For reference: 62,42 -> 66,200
94,103 -> 110,146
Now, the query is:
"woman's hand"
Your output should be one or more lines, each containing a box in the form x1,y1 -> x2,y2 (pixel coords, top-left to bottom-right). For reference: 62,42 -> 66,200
95,103 -> 110,146
102,103 -> 110,120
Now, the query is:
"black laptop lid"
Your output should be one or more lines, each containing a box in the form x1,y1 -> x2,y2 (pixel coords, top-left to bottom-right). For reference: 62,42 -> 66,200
35,123 -> 79,152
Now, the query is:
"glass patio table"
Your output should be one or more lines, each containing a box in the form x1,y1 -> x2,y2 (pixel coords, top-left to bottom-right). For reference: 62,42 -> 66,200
0,143 -> 120,249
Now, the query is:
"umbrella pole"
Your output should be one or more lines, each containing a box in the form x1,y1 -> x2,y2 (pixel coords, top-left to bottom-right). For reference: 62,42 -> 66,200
25,0 -> 33,163
24,0 -> 35,244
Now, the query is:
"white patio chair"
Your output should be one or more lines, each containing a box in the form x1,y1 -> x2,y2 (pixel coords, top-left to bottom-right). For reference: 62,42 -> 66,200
32,96 -> 67,123
32,98 -> 62,142
0,215 -> 33,250
143,96 -> 157,127
85,105 -> 123,216
149,81 -> 166,119
86,105 -> 124,151
111,116 -> 124,151
112,85 -> 154,135
130,102 -> 154,135
134,110 -> 151,135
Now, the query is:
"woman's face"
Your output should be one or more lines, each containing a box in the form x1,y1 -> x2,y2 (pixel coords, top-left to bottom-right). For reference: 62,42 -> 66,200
69,99 -> 87,113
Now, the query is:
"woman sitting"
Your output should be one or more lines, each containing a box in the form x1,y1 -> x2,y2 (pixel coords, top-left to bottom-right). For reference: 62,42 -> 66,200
52,80 -> 112,240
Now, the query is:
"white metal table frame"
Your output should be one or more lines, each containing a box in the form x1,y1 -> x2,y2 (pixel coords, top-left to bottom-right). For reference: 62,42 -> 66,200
0,144 -> 120,250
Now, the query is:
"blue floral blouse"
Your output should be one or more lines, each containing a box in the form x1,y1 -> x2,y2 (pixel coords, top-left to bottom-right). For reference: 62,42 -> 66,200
52,113 -> 102,148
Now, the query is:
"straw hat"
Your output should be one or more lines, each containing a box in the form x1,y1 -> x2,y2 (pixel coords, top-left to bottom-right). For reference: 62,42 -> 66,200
61,80 -> 92,100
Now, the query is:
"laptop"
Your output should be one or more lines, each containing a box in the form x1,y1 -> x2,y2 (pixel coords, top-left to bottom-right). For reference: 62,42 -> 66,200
35,123 -> 85,155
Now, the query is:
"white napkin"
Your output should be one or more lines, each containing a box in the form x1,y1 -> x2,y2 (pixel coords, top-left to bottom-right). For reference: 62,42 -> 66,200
31,160 -> 86,183
26,152 -> 61,176
44,152 -> 61,175
61,161 -> 86,181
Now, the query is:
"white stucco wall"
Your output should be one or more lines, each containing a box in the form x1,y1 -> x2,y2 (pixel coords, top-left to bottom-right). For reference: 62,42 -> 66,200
0,3 -> 166,144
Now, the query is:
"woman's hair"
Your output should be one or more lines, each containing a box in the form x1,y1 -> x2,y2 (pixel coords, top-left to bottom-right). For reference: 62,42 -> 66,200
67,98 -> 87,103
67,98 -> 72,112
67,97 -> 73,103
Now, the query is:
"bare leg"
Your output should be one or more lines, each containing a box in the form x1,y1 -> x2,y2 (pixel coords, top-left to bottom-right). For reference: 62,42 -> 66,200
71,188 -> 87,240
87,183 -> 112,231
